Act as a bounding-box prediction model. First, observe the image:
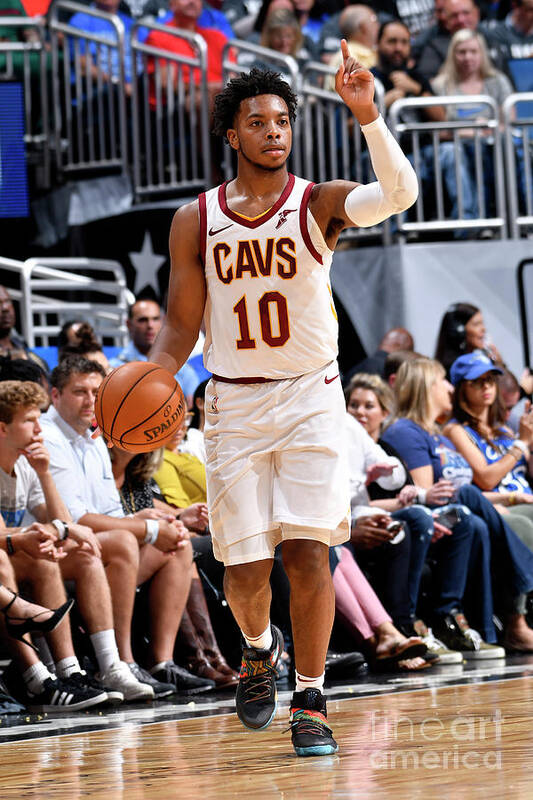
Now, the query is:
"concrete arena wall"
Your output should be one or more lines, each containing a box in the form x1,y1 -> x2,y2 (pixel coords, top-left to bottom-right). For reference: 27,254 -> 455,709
331,240 -> 533,377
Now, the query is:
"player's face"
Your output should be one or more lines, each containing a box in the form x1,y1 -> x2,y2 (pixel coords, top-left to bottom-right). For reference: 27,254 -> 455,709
128,301 -> 162,353
52,372 -> 103,434
0,406 -> 41,456
465,311 -> 485,350
347,388 -> 387,440
229,95 -> 292,172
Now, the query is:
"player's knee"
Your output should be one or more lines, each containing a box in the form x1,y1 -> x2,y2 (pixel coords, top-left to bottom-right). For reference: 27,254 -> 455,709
282,539 -> 329,583
224,561 -> 271,597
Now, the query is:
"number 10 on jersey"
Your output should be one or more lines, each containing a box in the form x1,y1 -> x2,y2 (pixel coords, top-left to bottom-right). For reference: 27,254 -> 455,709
233,291 -> 290,349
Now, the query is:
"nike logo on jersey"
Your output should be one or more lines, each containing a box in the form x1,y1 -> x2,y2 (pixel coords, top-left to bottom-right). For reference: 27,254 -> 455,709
209,224 -> 233,236
324,374 -> 339,384
275,209 -> 297,229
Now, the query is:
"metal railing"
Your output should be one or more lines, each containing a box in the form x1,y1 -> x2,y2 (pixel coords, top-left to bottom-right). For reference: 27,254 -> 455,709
221,39 -> 301,179
389,95 -> 507,237
0,257 -> 133,347
503,93 -> 533,239
49,0 -> 128,177
0,16 -> 51,187
130,21 -> 211,200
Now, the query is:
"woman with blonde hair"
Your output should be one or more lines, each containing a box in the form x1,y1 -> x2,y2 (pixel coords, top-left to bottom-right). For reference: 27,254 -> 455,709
383,357 -> 533,654
431,29 -> 514,222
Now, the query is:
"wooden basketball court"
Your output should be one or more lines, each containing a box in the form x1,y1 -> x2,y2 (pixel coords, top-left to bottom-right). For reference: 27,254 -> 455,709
1,658 -> 532,799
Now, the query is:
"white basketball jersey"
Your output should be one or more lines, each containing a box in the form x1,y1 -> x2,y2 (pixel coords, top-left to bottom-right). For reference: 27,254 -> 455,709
199,174 -> 338,380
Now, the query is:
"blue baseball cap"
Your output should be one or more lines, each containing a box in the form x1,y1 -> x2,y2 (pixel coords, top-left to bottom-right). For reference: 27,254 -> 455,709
450,351 -> 504,386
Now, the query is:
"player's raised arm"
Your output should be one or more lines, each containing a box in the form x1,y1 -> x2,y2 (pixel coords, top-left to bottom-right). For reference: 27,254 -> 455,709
149,201 -> 207,376
311,39 -> 418,237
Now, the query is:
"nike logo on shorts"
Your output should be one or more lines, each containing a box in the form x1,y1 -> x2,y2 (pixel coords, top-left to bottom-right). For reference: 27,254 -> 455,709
324,374 -> 339,384
209,223 -> 233,236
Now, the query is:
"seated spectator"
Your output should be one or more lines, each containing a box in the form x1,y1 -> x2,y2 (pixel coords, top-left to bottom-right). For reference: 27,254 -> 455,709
0,286 -> 48,375
179,379 -> 207,463
68,0 -> 143,95
109,299 -> 199,404
415,0 -> 481,81
255,8 -> 314,74
384,350 -> 421,388
58,321 -> 110,374
431,29 -> 514,219
0,379 -> 147,707
0,356 -> 49,395
346,373 -> 475,664
434,302 -> 504,377
445,353 -> 533,551
480,0 -> 533,79
501,368 -> 529,433
144,0 -> 229,110
154,419 -> 207,508
331,542 -> 430,671
57,320 -> 84,350
382,356 -> 533,653
40,356 -> 213,695
371,20 -> 483,233
412,0 -> 448,63
324,5 -> 378,92
142,0 -> 234,38
110,444 -> 238,688
343,326 -> 414,386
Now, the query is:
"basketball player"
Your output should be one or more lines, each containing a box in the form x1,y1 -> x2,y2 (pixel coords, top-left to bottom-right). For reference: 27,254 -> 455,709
150,42 -> 418,756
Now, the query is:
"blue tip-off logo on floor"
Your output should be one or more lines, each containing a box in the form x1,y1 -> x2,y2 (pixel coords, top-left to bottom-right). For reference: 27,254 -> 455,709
0,83 -> 29,218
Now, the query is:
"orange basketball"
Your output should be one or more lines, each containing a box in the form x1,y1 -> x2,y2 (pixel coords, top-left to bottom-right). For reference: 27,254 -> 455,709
95,361 -> 186,452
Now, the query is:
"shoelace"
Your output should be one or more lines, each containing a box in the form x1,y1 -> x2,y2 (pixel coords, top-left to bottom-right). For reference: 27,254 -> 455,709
423,628 -> 448,651
463,627 -> 483,650
240,659 -> 277,703
285,708 -> 333,737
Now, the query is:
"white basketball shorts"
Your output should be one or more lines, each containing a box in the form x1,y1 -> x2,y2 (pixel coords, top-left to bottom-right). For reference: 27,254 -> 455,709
204,361 -> 351,565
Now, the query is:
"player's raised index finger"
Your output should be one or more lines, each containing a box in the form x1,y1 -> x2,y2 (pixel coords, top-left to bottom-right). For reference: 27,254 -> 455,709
340,38 -> 350,62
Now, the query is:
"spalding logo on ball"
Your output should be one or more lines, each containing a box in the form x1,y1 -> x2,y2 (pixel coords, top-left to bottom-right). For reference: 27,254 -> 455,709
94,361 -> 186,452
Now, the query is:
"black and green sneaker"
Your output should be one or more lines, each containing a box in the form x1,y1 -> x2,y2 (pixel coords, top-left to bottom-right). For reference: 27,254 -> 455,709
288,688 -> 338,757
235,624 -> 283,730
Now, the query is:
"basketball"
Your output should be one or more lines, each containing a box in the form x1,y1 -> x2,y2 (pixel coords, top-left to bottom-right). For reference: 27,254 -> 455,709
94,361 -> 186,452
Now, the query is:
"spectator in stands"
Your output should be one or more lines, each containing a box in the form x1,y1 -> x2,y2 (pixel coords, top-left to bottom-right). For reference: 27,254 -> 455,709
383,356 -> 533,653
416,0 -> 480,81
57,320 -> 84,350
40,356 -> 214,694
110,444 -> 238,688
68,0 -> 143,94
343,325 -> 414,385
371,19 -> 482,234
434,302 -> 504,377
142,0 -> 234,38
345,372 -> 473,663
0,286 -> 28,358
109,299 -> 199,404
257,9 -> 315,71
384,350 -> 421,388
0,379 -> 152,707
0,0 -> 26,42
0,356 -> 49,395
58,322 -> 110,374
412,0 -> 448,63
331,539 -> 430,671
445,352 -> 533,536
179,379 -> 207,463
480,0 -> 533,76
144,0 -> 229,109
431,29 -> 514,220
500,368 -> 528,433
324,5 -> 378,91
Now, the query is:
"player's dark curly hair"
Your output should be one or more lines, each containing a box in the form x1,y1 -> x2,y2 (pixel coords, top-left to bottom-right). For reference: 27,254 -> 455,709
212,68 -> 298,139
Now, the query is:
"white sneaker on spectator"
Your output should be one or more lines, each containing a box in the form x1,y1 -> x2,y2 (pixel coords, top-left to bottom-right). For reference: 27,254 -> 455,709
413,619 -> 463,664
96,661 -> 154,701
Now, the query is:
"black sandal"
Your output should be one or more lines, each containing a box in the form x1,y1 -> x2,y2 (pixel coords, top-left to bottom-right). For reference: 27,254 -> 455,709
1,590 -> 74,653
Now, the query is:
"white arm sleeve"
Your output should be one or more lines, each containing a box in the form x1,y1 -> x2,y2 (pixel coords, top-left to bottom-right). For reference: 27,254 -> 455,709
344,115 -> 419,227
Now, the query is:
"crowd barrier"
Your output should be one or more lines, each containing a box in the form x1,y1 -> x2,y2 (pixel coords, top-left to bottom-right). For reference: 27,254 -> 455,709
2,5 -> 533,239
389,95 -> 507,238
0,256 -> 133,347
